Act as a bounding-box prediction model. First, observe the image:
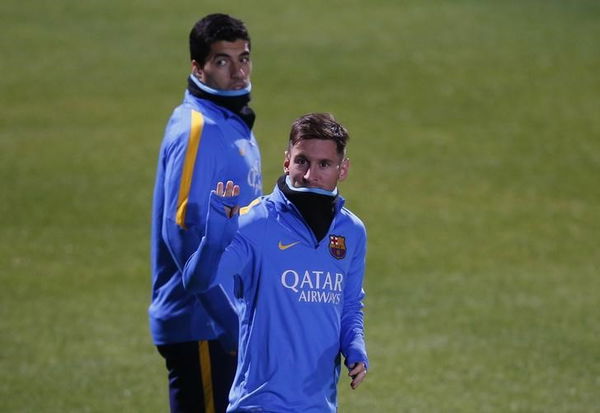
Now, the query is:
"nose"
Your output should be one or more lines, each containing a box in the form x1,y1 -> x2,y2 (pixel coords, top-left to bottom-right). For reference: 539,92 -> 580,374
302,164 -> 319,184
231,62 -> 247,79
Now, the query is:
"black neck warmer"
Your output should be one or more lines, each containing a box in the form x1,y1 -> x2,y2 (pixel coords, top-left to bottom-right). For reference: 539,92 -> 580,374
277,175 -> 337,242
187,76 -> 256,129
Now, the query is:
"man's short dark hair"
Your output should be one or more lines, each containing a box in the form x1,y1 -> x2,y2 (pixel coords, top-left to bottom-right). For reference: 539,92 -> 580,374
289,113 -> 350,156
189,13 -> 250,65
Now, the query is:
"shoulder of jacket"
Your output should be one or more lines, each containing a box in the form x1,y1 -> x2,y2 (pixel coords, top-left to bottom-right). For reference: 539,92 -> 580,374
164,106 -> 226,147
238,196 -> 272,230
240,196 -> 269,218
339,207 -> 367,234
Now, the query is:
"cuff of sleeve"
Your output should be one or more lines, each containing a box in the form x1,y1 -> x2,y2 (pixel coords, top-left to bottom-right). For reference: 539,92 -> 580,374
344,349 -> 369,371
209,191 -> 241,216
206,191 -> 240,244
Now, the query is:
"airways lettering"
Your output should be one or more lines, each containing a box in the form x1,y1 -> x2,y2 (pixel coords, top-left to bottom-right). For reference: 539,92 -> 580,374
298,290 -> 341,304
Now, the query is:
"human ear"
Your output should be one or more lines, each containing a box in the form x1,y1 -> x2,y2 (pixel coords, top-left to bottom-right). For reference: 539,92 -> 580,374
283,152 -> 290,173
191,60 -> 203,79
338,158 -> 350,182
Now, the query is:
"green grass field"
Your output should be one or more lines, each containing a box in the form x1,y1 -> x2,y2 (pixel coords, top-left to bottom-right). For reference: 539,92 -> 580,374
2,0 -> 599,411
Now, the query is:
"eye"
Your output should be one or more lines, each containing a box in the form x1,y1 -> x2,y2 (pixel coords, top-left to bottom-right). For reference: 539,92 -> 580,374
215,58 -> 228,67
319,161 -> 331,168
240,56 -> 250,65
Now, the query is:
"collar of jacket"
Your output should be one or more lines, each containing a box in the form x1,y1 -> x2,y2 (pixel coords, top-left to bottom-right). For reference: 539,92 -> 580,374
272,176 -> 345,212
272,175 -> 344,242
187,75 -> 256,129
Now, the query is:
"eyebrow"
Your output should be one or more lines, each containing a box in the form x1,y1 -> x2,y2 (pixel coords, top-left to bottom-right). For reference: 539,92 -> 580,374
212,51 -> 250,59
293,153 -> 337,163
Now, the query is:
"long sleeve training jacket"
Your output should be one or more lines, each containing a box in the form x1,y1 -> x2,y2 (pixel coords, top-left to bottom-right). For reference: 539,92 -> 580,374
150,90 -> 261,346
184,185 -> 368,412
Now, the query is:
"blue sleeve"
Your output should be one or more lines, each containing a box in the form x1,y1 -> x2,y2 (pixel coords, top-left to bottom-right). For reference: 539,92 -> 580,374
340,227 -> 369,370
161,120 -> 225,273
183,191 -> 256,298
182,192 -> 243,294
183,193 -> 252,345
197,284 -> 239,352
161,133 -> 199,272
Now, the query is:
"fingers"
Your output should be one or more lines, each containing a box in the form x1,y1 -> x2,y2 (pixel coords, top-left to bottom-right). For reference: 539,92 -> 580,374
348,362 -> 367,390
215,181 -> 241,218
350,369 -> 367,389
224,180 -> 238,197
348,362 -> 366,377
215,181 -> 240,197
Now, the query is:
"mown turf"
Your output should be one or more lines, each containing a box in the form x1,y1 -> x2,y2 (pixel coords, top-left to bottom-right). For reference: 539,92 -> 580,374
1,0 -> 599,411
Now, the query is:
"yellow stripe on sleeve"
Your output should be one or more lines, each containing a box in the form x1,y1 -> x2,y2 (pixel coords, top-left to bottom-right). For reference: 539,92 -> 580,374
239,197 -> 261,215
199,340 -> 215,413
176,111 -> 205,229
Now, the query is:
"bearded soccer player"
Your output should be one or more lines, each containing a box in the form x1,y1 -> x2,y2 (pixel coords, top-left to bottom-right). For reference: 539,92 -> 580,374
183,113 -> 368,412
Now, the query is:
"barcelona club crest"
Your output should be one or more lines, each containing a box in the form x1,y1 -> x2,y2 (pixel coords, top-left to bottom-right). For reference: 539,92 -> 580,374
329,235 -> 346,259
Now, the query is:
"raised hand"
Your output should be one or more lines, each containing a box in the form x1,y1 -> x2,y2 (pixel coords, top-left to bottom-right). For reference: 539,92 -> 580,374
214,180 -> 240,217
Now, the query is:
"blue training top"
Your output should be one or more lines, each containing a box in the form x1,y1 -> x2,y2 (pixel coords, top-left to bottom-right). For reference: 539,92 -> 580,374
149,89 -> 262,346
183,184 -> 368,412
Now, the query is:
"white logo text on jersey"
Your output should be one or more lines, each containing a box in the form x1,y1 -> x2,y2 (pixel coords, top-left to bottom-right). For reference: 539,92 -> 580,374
280,269 -> 344,304
247,159 -> 262,194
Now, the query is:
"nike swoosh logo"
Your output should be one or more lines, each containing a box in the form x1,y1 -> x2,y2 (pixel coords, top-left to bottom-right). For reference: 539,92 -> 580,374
278,241 -> 300,250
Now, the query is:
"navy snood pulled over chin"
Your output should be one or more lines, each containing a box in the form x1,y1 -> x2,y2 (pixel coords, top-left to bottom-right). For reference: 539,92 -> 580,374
187,75 -> 255,129
277,175 -> 337,242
